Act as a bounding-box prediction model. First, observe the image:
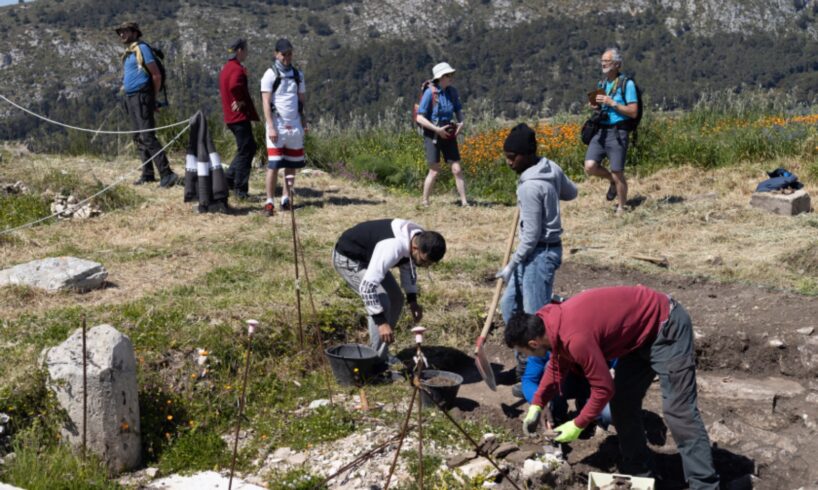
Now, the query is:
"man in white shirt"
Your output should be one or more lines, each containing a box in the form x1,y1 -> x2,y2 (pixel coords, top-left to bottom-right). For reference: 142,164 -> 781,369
260,38 -> 306,216
332,219 -> 446,362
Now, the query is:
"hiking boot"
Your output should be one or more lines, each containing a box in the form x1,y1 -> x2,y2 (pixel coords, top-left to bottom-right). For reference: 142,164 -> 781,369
234,191 -> 249,200
133,176 -> 156,186
280,196 -> 291,211
263,202 -> 275,217
511,382 -> 524,399
606,182 -> 617,201
159,172 -> 178,188
208,201 -> 229,214
196,204 -> 209,214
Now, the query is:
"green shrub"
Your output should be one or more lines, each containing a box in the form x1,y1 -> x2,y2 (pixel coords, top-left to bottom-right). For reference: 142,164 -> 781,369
0,416 -> 118,490
0,194 -> 50,230
267,467 -> 327,490
157,429 -> 229,475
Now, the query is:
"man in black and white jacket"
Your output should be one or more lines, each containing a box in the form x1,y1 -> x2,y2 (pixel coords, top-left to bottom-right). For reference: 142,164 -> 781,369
333,219 -> 446,361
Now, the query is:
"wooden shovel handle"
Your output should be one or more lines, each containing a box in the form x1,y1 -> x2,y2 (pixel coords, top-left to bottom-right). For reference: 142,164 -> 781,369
477,207 -> 520,344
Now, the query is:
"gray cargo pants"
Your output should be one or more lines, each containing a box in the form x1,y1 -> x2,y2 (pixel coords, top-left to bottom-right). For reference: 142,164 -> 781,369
610,299 -> 720,490
332,249 -> 403,361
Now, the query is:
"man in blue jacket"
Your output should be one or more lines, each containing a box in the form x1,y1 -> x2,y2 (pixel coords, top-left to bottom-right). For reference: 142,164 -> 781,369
495,123 -> 578,384
116,22 -> 178,188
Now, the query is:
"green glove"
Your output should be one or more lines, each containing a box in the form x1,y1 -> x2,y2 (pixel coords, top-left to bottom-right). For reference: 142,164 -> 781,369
522,405 -> 542,436
554,420 -> 583,443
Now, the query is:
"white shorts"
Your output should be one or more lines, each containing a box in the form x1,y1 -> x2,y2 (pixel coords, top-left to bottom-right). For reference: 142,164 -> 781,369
266,119 -> 305,169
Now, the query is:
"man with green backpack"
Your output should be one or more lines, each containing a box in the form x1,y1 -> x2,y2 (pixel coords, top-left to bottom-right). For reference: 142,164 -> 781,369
584,47 -> 641,215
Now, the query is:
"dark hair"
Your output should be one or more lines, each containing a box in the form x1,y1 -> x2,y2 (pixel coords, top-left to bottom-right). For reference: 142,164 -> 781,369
504,313 -> 545,348
416,231 -> 446,262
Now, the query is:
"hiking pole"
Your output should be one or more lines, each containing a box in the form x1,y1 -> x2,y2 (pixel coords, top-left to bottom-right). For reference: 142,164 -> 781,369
284,175 -> 305,349
228,319 -> 257,490
82,314 -> 88,458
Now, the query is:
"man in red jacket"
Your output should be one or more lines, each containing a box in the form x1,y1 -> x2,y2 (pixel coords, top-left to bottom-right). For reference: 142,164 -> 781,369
504,285 -> 719,490
219,38 -> 260,199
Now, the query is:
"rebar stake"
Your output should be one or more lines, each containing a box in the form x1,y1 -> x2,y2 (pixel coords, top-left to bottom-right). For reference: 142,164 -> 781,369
81,314 -> 88,458
412,326 -> 427,490
284,175 -> 305,349
289,187 -> 334,405
228,319 -> 258,490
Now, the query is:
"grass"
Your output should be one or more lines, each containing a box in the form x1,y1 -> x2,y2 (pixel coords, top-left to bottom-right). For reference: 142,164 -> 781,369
1,95 -> 817,487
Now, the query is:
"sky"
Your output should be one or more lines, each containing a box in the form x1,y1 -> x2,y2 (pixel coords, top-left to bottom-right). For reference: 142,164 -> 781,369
0,0 -> 33,6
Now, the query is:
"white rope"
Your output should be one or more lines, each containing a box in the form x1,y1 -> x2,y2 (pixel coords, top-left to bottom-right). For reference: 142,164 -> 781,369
0,121 -> 192,236
0,94 -> 190,134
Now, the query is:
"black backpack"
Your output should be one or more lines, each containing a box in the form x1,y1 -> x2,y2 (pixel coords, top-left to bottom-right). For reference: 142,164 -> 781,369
270,64 -> 303,116
612,75 -> 643,144
137,41 -> 168,104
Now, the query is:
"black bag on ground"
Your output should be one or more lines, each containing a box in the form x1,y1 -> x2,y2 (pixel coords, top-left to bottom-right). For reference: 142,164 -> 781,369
581,111 -> 601,145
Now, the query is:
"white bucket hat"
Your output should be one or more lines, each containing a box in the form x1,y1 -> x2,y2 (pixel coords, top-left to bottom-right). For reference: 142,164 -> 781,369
432,62 -> 456,80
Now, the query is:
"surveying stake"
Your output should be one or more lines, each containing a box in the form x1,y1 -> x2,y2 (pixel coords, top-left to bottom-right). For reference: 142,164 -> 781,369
284,175 -> 305,349
228,319 -> 257,490
282,173 -> 335,404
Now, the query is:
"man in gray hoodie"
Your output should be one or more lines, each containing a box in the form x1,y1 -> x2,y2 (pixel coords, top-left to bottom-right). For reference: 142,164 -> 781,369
496,123 -> 578,384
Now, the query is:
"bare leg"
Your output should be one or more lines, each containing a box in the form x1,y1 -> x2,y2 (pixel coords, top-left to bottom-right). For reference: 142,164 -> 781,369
584,159 -> 613,182
612,170 -> 628,209
450,161 -> 468,205
282,168 -> 296,200
266,167 -> 278,201
422,163 -> 441,206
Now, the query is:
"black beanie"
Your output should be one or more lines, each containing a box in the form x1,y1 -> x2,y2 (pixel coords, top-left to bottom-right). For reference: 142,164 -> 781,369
503,123 -> 537,155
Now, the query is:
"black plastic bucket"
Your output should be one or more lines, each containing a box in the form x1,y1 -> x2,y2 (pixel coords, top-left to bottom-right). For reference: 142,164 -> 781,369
325,344 -> 383,386
419,369 -> 463,408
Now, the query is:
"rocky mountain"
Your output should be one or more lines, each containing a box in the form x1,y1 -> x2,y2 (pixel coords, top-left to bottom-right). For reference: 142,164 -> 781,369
1,0 -> 818,148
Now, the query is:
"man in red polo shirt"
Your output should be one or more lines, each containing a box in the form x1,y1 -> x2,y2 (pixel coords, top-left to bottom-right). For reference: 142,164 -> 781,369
219,38 -> 260,200
504,285 -> 719,490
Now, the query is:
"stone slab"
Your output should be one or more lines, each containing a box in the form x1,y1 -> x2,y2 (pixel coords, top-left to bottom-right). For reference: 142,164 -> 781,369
146,471 -> 265,489
698,375 -> 804,402
0,256 -> 107,292
44,324 -> 140,474
750,189 -> 811,216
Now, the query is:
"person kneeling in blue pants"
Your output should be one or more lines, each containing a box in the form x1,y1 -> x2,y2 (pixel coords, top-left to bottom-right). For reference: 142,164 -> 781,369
518,353 -> 614,432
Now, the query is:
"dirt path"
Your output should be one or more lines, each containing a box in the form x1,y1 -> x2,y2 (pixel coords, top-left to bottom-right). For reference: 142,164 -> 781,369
426,262 -> 818,490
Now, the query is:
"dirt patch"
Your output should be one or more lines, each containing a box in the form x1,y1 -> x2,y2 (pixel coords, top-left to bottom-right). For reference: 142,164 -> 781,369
429,261 -> 818,489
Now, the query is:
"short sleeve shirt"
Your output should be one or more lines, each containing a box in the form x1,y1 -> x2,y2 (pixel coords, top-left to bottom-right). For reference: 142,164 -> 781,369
260,67 -> 305,124
123,43 -> 155,94
600,78 -> 637,126
417,85 -> 462,124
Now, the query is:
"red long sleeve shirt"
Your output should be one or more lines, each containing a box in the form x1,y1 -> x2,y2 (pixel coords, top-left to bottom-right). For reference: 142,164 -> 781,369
219,58 -> 260,124
533,285 -> 670,428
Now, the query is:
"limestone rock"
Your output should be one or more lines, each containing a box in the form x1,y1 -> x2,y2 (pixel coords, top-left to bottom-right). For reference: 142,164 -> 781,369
456,457 -> 496,482
308,399 -> 331,410
50,194 -> 101,221
0,483 -> 26,490
146,471 -> 265,489
0,257 -> 107,292
797,327 -> 815,336
750,189 -> 811,216
493,442 -> 519,458
522,459 -> 548,480
697,375 -> 804,403
798,337 -> 818,372
446,452 -> 476,468
43,324 -> 140,474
